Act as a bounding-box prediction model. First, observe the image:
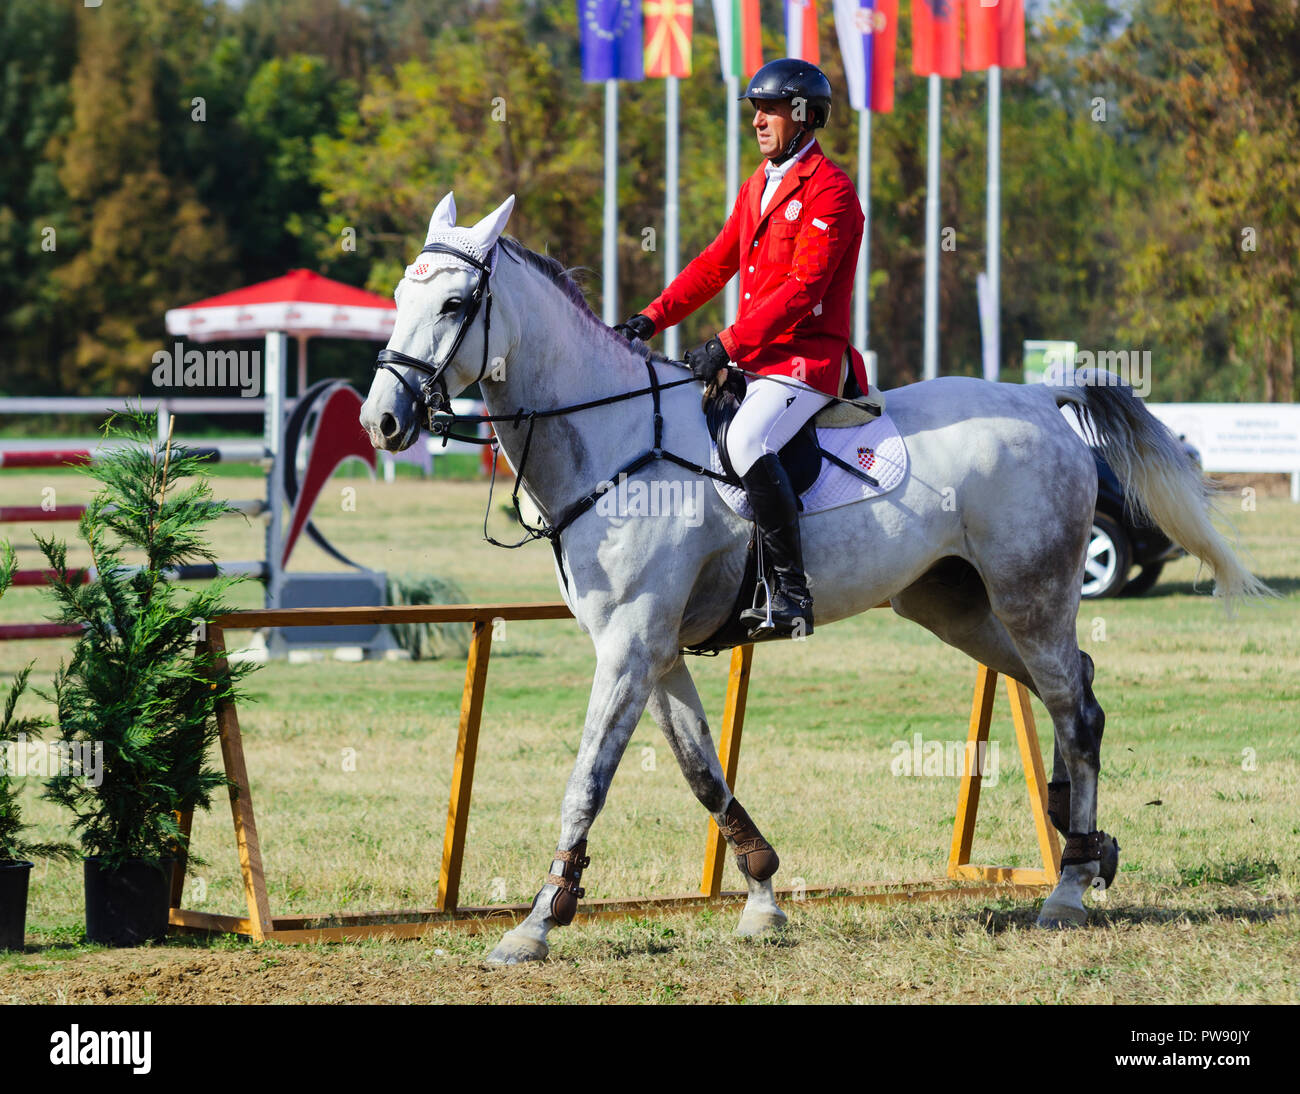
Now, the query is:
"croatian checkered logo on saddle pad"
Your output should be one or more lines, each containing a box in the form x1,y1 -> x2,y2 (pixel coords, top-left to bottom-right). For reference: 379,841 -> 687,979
857,446 -> 876,472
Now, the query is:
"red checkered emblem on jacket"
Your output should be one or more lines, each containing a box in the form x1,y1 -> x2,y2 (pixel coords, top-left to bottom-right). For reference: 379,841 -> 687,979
857,446 -> 876,471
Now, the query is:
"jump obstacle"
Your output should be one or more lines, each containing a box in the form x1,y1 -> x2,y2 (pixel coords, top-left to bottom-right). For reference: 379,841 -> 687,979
0,443 -> 272,641
0,341 -> 407,653
168,602 -> 1063,944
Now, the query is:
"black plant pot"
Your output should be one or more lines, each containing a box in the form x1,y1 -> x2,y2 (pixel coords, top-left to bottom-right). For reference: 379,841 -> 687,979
0,861 -> 34,952
84,857 -> 175,947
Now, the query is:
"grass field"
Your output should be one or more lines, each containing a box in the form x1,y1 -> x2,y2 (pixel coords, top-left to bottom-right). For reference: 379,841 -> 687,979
1,468 -> 1297,1004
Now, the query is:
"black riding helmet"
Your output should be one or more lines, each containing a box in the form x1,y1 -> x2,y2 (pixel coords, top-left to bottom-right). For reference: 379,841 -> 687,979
741,57 -> 833,132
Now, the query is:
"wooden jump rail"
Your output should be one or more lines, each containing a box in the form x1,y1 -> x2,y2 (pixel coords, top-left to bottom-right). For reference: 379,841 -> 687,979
170,603 -> 1061,943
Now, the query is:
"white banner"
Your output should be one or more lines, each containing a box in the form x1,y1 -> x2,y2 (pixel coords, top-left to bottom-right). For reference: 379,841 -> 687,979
1145,403 -> 1300,475
1058,399 -> 1300,483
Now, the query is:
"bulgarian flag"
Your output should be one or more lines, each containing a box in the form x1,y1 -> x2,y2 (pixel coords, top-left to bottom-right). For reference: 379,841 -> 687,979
712,0 -> 762,79
785,0 -> 820,65
645,0 -> 694,77
963,0 -> 1025,70
912,0 -> 960,78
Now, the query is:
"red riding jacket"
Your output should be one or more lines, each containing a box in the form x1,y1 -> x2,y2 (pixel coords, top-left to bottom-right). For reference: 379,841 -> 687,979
642,140 -> 868,397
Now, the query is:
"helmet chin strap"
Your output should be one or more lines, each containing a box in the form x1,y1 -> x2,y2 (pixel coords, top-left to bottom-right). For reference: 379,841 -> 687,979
767,126 -> 812,166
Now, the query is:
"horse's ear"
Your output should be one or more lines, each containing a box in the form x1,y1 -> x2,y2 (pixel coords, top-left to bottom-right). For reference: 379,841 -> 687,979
426,193 -> 457,242
469,195 -> 515,252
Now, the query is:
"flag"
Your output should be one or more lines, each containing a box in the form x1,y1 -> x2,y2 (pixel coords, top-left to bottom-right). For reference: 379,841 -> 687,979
911,0 -> 960,78
645,0 -> 694,76
579,0 -> 646,81
832,0 -> 897,113
963,0 -> 1025,71
785,0 -> 820,65
712,0 -> 763,80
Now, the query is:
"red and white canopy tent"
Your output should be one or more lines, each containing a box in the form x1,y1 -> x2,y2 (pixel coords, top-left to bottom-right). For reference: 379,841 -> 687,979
164,268 -> 396,393
164,270 -> 397,616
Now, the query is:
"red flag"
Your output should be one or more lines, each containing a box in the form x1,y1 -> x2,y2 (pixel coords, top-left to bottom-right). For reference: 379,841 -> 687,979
645,0 -> 694,77
963,0 -> 1025,71
912,0 -> 960,78
786,0 -> 820,65
872,0 -> 898,113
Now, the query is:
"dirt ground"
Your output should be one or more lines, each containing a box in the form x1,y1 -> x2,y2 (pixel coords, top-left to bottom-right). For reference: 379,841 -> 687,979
5,885 -> 1298,1005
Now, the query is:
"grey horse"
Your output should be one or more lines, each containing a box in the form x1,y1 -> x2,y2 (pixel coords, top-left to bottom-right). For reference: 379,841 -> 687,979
359,194 -> 1269,964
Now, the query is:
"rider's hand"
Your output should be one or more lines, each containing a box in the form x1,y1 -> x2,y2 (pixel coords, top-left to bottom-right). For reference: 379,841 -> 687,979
613,314 -> 655,342
684,338 -> 730,384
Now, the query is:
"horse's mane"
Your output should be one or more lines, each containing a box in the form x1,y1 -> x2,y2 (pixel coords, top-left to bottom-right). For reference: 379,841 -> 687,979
497,236 -> 677,367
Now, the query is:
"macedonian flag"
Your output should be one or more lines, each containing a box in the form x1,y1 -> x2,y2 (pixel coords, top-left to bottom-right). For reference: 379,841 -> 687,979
644,0 -> 693,77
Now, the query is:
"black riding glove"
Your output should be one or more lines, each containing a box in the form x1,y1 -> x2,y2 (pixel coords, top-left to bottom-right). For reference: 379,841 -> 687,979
684,338 -> 730,384
613,314 -> 656,342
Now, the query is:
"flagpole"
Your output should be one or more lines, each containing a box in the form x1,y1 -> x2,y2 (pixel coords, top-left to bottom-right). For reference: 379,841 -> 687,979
665,74 -> 681,359
603,77 -> 619,325
984,64 -> 1001,382
923,72 -> 940,381
724,74 -> 740,325
855,106 -> 872,352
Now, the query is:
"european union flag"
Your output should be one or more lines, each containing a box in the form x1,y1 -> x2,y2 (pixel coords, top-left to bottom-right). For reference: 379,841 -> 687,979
579,0 -> 645,82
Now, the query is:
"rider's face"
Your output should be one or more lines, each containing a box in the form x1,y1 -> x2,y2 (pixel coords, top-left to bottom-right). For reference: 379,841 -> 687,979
750,99 -> 806,159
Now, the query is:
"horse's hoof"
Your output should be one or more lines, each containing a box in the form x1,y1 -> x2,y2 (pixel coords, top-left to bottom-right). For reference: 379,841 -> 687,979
735,906 -> 788,938
1036,900 -> 1089,929
485,930 -> 549,965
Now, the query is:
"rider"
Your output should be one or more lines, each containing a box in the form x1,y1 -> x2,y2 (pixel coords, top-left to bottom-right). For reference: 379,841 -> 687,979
615,58 -> 866,639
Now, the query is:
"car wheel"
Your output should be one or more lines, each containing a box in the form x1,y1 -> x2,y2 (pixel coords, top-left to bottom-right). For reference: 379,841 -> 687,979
1120,563 -> 1165,598
1081,513 -> 1131,599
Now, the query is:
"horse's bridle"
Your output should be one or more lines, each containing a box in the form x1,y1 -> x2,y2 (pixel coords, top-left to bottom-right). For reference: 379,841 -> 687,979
373,241 -> 497,427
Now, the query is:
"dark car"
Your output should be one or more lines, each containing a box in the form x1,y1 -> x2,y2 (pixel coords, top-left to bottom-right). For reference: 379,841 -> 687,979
1082,440 -> 1201,599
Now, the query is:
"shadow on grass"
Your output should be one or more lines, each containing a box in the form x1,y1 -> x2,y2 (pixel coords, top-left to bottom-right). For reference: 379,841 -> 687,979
15,929 -> 262,959
1136,574 -> 1300,599
973,900 -> 1292,936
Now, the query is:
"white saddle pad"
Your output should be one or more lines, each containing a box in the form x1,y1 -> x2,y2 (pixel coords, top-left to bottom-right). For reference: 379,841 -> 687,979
710,410 -> 908,520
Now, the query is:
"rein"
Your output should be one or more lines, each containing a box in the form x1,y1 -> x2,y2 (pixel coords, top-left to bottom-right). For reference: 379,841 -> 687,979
455,357 -> 732,553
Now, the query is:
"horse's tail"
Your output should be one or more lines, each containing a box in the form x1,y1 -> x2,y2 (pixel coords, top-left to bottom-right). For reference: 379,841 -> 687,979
1048,370 -> 1274,609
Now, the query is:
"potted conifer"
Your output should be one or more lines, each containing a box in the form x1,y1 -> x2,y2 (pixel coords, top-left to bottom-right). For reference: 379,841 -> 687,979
37,412 -> 254,945
0,545 -> 77,951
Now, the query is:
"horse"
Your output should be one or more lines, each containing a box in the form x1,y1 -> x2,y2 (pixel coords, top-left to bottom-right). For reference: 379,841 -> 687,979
359,193 -> 1269,964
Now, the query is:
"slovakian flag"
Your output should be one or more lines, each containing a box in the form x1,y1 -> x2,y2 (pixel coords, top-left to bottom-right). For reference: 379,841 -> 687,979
645,0 -> 694,76
963,0 -> 1025,71
912,0 -> 960,78
579,0 -> 646,81
712,0 -> 763,80
832,0 -> 897,113
785,0 -> 820,65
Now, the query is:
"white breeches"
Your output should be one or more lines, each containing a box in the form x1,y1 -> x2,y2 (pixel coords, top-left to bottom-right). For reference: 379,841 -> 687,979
725,376 -> 834,477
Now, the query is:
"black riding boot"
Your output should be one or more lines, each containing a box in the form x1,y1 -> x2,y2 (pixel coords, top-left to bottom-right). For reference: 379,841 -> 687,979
738,454 -> 814,638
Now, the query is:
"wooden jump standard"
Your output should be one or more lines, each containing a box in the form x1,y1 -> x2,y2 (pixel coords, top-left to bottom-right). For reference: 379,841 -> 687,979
170,603 -> 1061,943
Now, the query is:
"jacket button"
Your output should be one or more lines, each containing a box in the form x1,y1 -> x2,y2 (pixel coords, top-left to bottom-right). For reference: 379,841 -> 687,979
744,292 -> 751,300
752,240 -> 758,247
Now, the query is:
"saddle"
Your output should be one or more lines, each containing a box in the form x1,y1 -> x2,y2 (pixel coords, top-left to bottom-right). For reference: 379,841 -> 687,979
687,365 -> 885,656
703,365 -> 884,506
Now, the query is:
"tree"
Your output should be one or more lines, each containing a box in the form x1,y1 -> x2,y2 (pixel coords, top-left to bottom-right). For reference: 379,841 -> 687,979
1095,0 -> 1299,401
45,3 -> 231,393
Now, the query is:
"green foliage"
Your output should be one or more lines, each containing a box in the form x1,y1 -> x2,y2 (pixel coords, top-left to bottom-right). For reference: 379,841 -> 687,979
36,412 -> 258,870
0,0 -> 1296,400
0,545 -> 78,864
1092,0 -> 1300,401
385,574 -> 471,660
